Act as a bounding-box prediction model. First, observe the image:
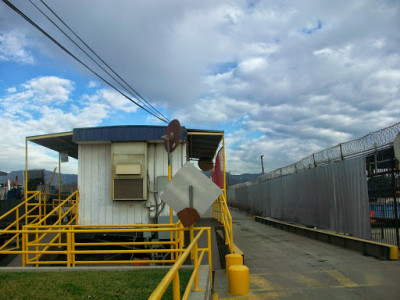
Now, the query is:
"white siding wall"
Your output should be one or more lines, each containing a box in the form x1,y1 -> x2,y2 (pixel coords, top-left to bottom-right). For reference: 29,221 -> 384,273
78,142 -> 186,225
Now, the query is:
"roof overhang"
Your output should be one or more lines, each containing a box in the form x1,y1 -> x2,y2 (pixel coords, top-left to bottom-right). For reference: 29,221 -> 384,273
186,129 -> 224,160
27,132 -> 78,159
26,126 -> 224,161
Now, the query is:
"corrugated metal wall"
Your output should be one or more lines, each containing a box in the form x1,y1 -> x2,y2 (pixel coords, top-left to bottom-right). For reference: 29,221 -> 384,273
78,142 -> 186,225
228,156 -> 371,239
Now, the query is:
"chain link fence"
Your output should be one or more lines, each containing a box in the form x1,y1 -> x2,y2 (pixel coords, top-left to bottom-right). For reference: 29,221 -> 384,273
244,122 -> 400,185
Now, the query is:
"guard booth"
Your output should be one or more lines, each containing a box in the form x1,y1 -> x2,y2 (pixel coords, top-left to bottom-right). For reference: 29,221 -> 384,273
25,125 -> 225,226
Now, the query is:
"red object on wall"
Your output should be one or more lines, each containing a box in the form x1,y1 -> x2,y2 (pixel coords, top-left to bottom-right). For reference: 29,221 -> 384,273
212,149 -> 224,189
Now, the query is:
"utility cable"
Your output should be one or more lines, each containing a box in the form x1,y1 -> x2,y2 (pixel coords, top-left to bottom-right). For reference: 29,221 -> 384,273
28,0 -> 166,122
38,0 -> 169,123
2,0 -> 169,124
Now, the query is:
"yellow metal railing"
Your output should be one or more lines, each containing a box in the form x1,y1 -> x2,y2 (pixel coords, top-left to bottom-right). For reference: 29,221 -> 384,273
0,190 -> 79,253
0,191 -> 41,251
2,224 -> 213,297
212,192 -> 233,253
149,228 -> 212,300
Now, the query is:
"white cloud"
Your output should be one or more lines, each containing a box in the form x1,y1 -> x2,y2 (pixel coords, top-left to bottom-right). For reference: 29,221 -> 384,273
0,30 -> 34,64
98,89 -> 138,113
21,76 -> 74,104
88,80 -> 98,88
0,76 -> 142,173
1,1 -> 399,175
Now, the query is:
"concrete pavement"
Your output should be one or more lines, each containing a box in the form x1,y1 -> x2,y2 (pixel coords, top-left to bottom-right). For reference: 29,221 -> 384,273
214,208 -> 400,299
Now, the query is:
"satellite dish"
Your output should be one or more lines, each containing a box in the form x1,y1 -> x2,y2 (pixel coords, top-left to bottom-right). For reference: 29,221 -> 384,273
394,133 -> 400,160
164,119 -> 181,153
198,157 -> 213,171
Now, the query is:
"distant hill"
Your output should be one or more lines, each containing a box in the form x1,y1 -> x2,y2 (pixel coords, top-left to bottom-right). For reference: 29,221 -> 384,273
0,170 -> 77,186
203,171 -> 261,186
2,170 -> 259,188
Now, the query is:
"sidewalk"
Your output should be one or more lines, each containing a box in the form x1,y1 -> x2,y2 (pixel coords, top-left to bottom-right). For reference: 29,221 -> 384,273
213,208 -> 400,299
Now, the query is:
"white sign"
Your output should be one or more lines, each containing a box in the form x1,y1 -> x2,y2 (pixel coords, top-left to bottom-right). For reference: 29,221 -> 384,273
160,162 -> 222,216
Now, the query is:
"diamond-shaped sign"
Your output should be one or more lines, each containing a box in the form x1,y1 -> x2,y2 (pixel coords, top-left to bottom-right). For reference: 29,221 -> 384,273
160,162 -> 222,226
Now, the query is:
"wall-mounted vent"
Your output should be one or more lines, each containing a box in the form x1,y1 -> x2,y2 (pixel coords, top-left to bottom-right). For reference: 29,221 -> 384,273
115,164 -> 141,175
112,142 -> 147,200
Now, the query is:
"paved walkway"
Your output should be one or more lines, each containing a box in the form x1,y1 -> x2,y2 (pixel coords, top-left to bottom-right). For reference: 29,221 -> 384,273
214,208 -> 400,299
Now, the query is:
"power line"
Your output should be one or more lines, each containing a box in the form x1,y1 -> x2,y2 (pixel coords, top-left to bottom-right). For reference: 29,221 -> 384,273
28,0 -> 165,121
37,0 -> 169,123
2,0 -> 169,124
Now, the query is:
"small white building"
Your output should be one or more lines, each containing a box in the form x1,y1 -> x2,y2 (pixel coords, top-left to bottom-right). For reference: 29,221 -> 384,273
26,125 -> 224,225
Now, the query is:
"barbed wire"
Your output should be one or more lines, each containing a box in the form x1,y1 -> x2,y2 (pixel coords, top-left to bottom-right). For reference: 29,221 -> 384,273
235,122 -> 400,187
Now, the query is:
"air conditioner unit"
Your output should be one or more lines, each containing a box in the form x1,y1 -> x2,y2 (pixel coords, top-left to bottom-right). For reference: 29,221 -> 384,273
111,142 -> 147,200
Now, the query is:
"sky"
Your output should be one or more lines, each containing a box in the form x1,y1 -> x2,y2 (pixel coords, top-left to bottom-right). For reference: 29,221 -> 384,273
0,0 -> 399,175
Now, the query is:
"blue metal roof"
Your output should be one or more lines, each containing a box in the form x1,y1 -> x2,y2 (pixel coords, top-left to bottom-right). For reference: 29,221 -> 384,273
73,125 -> 187,143
28,125 -> 223,160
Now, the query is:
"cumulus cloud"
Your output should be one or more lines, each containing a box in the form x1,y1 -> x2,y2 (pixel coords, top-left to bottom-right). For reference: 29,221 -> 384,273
1,1 -> 399,174
0,30 -> 34,64
0,76 -> 141,172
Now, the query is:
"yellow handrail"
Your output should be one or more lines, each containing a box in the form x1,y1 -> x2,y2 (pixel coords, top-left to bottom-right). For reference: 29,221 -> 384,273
34,190 -> 79,226
149,228 -> 212,300
0,191 -> 41,250
213,192 -> 233,253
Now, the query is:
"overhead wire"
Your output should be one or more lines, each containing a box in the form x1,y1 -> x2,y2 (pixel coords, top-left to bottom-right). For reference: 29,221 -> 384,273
37,0 -> 169,123
28,0 -> 165,122
2,0 -> 169,124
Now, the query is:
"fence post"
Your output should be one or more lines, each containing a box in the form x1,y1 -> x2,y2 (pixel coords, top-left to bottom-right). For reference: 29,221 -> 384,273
35,226 -> 39,267
67,225 -> 71,267
194,239 -> 199,291
173,272 -> 180,300
39,192 -> 42,223
207,228 -> 213,289
190,225 -> 194,260
16,209 -> 19,248
22,225 -> 26,267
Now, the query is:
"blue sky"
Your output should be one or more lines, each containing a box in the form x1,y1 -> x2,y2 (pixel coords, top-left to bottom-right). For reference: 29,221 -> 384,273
1,0 -> 399,175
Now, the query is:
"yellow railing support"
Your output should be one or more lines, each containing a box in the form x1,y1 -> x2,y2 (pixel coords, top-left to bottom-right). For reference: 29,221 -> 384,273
212,193 -> 233,253
149,228 -> 208,300
173,273 -> 181,300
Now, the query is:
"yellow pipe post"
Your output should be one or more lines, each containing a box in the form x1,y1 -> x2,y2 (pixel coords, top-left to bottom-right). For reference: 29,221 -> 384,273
25,139 -> 28,226
67,226 -> 71,267
35,227 -> 39,267
228,265 -> 249,295
190,225 -> 194,260
193,238 -> 199,291
149,229 -> 205,300
72,227 -> 76,266
222,134 -> 227,201
25,138 -> 28,204
168,163 -> 174,260
58,153 -> 61,202
207,228 -> 213,289
22,226 -> 26,267
16,209 -> 19,248
173,273 -> 181,300
226,253 -> 243,274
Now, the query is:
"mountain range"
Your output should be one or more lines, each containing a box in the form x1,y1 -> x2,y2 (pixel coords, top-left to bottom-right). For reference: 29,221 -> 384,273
1,170 -> 260,187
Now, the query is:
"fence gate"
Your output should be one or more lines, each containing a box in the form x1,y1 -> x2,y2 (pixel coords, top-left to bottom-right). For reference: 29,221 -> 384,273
367,146 -> 400,246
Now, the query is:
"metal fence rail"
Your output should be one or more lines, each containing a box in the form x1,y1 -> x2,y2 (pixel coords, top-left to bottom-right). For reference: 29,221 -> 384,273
250,122 -> 400,182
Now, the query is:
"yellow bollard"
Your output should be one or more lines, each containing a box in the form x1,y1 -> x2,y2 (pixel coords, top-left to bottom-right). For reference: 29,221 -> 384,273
225,253 -> 243,274
228,265 -> 250,295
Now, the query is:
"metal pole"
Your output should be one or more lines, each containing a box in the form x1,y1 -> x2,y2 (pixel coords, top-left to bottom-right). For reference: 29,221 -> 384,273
58,152 -> 61,202
260,155 -> 264,174
25,138 -> 28,201
167,141 -> 174,260
222,135 -> 227,200
392,158 -> 399,246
